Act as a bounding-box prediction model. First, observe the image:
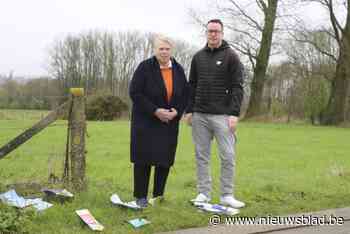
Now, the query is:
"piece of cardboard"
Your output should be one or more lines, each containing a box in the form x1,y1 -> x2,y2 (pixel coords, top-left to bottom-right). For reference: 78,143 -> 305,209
76,209 -> 104,231
128,218 -> 151,228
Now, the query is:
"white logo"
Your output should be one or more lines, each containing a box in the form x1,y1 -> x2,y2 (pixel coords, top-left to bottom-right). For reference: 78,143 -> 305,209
216,61 -> 222,66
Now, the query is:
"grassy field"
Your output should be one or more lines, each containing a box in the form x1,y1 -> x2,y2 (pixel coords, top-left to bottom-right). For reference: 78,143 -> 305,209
0,111 -> 350,233
0,109 -> 49,121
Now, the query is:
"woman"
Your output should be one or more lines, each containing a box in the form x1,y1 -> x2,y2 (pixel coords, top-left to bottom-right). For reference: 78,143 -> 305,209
129,35 -> 188,208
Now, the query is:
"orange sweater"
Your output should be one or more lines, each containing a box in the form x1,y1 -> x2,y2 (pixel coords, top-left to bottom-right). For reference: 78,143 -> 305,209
161,67 -> 173,102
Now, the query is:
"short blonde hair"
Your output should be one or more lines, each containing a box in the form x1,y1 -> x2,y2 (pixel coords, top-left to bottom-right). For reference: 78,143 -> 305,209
153,34 -> 174,49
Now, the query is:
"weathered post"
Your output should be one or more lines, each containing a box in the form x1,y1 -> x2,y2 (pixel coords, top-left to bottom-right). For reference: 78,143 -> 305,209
69,88 -> 87,191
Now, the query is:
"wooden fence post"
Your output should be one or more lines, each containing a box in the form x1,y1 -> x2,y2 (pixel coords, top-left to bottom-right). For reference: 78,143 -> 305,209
69,88 -> 87,191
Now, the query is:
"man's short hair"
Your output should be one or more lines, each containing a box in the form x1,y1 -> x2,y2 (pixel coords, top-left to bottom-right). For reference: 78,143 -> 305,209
207,19 -> 224,31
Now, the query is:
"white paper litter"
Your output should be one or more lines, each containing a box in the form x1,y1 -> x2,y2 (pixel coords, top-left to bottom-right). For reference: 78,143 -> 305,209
110,193 -> 141,210
0,189 -> 53,211
42,188 -> 74,197
191,200 -> 239,216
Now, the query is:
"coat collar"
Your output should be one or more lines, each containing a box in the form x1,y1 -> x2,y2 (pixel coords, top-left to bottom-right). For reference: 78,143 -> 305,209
151,56 -> 177,68
151,56 -> 179,104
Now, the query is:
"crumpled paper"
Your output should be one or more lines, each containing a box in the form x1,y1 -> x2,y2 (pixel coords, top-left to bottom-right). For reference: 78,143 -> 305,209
0,189 -> 52,211
110,193 -> 141,210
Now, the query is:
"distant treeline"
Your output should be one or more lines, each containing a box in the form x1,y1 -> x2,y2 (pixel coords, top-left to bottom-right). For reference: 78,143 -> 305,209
48,30 -> 197,103
0,28 -> 349,124
0,30 -> 197,110
0,76 -> 61,110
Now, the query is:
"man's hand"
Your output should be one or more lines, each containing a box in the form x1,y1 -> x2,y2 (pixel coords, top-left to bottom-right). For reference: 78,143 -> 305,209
228,115 -> 239,133
184,113 -> 193,126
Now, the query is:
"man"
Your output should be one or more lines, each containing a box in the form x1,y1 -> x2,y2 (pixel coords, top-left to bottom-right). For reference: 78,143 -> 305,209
185,19 -> 245,208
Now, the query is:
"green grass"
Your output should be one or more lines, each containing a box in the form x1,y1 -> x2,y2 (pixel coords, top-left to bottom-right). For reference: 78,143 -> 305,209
0,109 -> 49,121
0,114 -> 350,233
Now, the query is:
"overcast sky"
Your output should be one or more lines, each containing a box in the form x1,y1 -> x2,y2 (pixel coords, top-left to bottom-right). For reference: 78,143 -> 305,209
0,0 -> 327,77
0,0 -> 208,77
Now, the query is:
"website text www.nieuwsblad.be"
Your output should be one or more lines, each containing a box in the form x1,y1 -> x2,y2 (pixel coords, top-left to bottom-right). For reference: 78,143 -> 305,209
209,214 -> 345,226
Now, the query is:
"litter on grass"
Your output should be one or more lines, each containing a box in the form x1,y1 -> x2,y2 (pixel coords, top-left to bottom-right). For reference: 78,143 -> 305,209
110,193 -> 141,210
191,200 -> 239,216
42,188 -> 73,197
42,188 -> 74,203
76,209 -> 104,231
128,218 -> 151,228
0,189 -> 52,211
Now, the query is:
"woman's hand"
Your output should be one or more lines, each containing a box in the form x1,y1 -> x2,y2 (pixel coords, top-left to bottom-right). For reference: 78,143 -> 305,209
167,108 -> 178,120
154,108 -> 178,123
155,108 -> 170,123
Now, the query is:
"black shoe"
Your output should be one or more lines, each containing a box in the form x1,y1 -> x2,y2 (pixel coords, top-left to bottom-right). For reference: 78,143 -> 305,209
136,197 -> 148,208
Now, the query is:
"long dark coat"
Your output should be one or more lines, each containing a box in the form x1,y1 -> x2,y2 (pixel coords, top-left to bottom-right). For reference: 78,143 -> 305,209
129,56 -> 188,167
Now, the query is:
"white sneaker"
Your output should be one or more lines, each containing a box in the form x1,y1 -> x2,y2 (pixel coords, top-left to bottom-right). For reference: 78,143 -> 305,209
148,196 -> 164,206
220,196 -> 245,208
191,193 -> 210,203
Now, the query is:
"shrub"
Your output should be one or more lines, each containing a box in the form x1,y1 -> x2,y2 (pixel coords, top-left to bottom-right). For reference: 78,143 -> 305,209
0,204 -> 35,234
86,95 -> 128,121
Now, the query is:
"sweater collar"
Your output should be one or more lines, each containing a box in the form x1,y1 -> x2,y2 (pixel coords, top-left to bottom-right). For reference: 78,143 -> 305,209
160,60 -> 172,69
152,56 -> 176,68
204,40 -> 230,52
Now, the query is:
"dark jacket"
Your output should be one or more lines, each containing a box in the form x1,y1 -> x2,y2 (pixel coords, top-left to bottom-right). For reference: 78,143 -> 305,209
187,40 -> 244,116
129,56 -> 188,167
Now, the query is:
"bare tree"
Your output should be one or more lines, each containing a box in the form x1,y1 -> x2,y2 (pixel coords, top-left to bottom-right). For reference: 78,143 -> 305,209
48,30 -> 195,102
172,39 -> 197,76
300,0 -> 350,124
189,0 -> 298,118
286,29 -> 337,123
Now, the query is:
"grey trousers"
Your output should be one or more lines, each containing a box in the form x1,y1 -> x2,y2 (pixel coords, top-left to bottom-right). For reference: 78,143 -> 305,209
192,112 -> 236,198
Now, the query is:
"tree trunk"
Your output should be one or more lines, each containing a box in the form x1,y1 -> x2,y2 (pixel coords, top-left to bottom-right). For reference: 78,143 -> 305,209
246,71 -> 265,117
245,0 -> 279,118
321,39 -> 350,125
